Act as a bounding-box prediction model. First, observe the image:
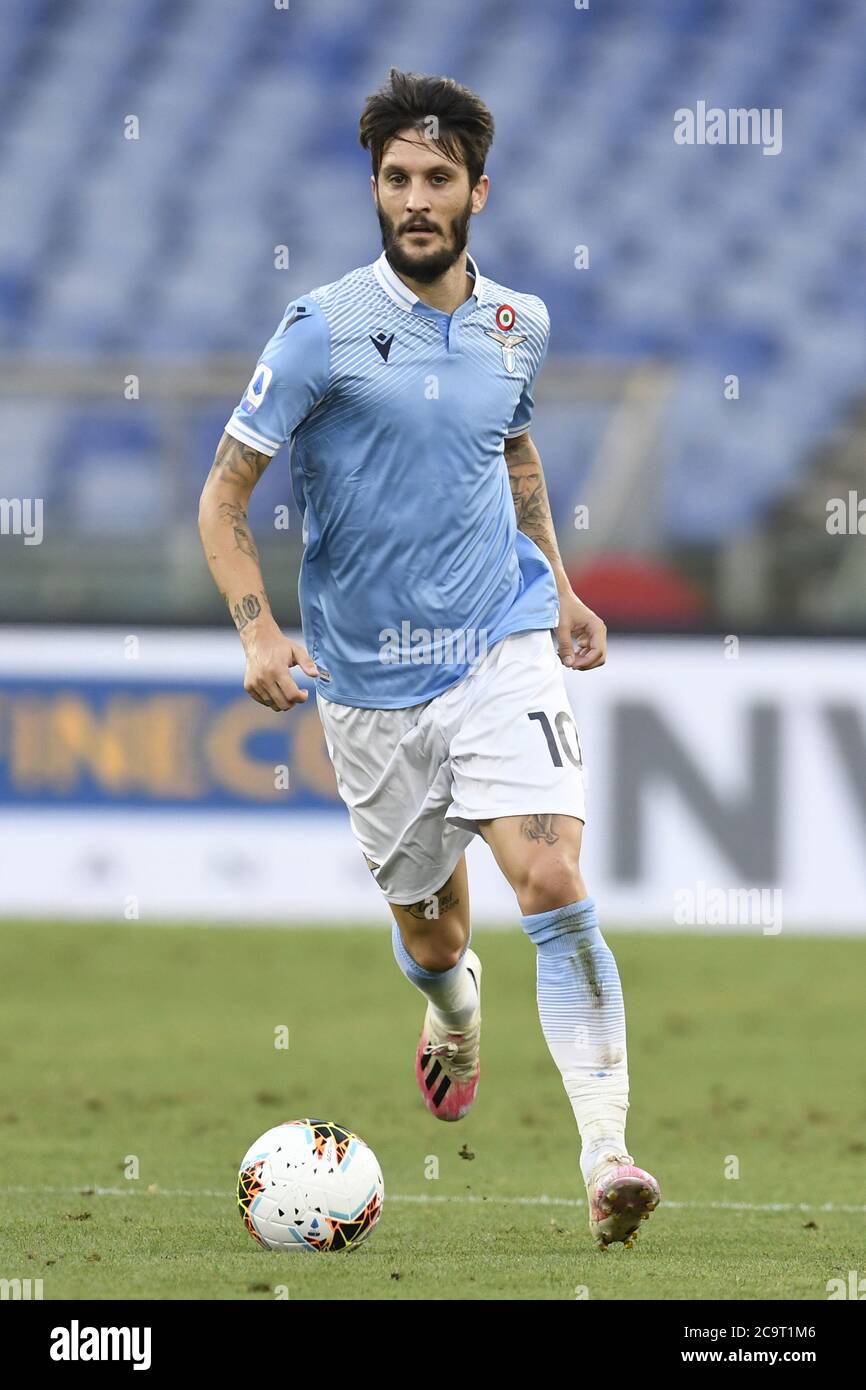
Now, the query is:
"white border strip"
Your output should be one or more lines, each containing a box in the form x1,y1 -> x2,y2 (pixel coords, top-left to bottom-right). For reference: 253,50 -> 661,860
223,419 -> 279,455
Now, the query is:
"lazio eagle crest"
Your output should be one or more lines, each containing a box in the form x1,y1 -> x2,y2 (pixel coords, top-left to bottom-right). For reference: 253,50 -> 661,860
484,328 -> 527,373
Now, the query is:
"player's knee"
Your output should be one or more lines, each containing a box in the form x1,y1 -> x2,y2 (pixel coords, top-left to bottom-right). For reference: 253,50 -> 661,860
514,857 -> 583,916
409,938 -> 466,972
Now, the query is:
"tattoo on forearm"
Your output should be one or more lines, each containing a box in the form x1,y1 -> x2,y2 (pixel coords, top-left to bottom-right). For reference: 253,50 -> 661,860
521,814 -> 559,845
209,434 -> 270,489
218,501 -> 259,561
231,593 -> 262,632
405,890 -> 460,920
505,435 -> 564,568
509,466 -> 546,531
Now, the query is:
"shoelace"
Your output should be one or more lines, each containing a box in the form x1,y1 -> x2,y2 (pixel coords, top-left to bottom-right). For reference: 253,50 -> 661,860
424,1021 -> 481,1080
589,1152 -> 636,1183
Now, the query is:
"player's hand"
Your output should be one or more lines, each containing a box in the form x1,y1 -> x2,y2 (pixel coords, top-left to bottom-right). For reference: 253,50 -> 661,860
556,591 -> 607,670
242,623 -> 319,710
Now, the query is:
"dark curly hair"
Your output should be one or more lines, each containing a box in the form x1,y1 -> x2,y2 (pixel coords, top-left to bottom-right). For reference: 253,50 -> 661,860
359,68 -> 494,189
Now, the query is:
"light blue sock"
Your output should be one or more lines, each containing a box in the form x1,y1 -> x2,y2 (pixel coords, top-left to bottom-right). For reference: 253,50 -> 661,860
391,921 -> 479,1031
521,897 -> 629,1179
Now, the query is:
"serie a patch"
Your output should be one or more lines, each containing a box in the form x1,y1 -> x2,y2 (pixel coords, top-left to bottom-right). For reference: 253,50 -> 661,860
240,362 -> 273,415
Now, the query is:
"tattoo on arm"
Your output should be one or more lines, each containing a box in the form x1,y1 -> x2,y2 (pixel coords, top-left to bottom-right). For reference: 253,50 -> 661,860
505,432 -> 565,572
208,434 -> 271,490
218,501 -> 260,562
199,436 -> 276,638
231,593 -> 262,632
520,814 -> 560,845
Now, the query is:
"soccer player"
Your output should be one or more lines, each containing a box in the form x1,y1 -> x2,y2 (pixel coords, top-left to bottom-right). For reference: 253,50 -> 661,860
198,69 -> 660,1249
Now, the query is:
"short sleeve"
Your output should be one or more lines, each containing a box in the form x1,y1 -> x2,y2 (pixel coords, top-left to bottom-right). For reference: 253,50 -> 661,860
224,298 -> 330,456
505,300 -> 550,439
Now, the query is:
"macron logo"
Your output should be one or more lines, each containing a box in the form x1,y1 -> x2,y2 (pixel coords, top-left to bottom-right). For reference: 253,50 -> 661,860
370,331 -> 394,362
280,305 -> 309,333
50,1321 -> 152,1371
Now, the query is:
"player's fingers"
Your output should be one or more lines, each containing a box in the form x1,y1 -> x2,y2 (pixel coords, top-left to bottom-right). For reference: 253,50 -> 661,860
245,683 -> 276,708
289,642 -> 320,678
572,635 -> 606,670
555,625 -> 577,668
271,673 -> 309,709
258,680 -> 290,711
260,661 -> 312,708
254,672 -> 302,710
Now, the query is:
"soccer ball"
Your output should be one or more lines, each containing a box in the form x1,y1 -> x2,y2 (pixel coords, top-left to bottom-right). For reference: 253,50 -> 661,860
237,1118 -> 384,1252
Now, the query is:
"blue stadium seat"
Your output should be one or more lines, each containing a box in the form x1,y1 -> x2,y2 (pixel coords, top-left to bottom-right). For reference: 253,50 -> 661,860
2,0 -> 866,541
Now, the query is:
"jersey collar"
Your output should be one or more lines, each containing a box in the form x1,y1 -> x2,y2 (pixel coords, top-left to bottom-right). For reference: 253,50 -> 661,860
374,250 -> 485,312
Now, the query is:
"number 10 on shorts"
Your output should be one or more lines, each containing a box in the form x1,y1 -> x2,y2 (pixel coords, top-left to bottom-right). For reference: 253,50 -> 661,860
528,710 -> 583,768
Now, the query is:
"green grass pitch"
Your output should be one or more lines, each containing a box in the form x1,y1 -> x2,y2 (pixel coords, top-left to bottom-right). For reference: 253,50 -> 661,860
0,921 -> 863,1300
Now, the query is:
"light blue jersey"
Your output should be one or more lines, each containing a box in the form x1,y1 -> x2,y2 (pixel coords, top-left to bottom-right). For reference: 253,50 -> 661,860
224,251 -> 559,708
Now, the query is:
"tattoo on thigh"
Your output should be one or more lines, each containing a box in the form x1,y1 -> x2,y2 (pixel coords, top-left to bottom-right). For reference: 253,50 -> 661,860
521,814 -> 560,845
405,889 -> 460,921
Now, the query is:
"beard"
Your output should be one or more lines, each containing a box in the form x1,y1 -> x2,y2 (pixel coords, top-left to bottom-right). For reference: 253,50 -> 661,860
376,196 -> 473,284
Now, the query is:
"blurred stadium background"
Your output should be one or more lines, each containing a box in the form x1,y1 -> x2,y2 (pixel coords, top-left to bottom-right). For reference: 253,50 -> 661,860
1,0 -> 865,930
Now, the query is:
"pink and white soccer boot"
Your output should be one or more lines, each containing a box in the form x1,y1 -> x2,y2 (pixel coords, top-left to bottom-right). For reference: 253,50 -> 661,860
585,1151 -> 661,1249
414,950 -> 482,1122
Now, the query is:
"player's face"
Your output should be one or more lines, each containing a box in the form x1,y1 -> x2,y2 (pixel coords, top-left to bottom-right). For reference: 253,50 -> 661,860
373,130 -> 488,284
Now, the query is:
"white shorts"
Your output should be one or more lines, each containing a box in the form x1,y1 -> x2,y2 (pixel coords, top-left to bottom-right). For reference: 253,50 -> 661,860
316,628 -> 586,905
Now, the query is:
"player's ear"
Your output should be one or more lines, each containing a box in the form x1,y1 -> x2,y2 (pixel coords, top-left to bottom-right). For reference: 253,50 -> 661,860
370,174 -> 378,205
471,173 -> 489,215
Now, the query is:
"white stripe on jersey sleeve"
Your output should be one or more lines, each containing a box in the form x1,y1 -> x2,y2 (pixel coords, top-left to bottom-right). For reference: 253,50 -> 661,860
223,418 -> 281,456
